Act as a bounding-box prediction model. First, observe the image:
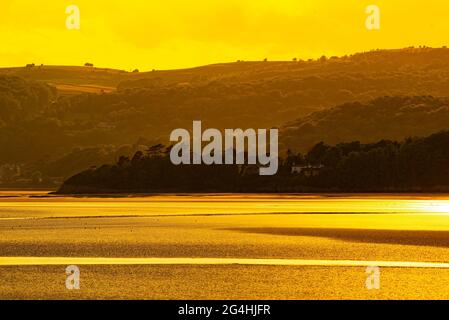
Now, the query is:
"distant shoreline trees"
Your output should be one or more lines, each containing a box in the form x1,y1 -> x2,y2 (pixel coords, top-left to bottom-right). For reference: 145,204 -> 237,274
57,130 -> 449,194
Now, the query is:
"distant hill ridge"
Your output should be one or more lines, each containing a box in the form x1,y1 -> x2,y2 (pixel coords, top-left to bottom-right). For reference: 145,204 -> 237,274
2,46 -> 449,89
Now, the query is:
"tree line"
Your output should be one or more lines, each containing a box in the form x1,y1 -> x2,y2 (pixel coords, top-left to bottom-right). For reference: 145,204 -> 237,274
58,130 -> 449,193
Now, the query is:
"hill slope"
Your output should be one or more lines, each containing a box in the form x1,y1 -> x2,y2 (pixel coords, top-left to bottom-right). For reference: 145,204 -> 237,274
280,95 -> 449,151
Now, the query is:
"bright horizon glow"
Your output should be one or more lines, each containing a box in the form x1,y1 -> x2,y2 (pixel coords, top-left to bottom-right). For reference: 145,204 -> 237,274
0,0 -> 449,71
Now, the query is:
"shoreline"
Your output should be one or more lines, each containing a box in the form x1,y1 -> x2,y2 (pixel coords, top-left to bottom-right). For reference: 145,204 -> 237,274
53,187 -> 449,197
1,190 -> 448,200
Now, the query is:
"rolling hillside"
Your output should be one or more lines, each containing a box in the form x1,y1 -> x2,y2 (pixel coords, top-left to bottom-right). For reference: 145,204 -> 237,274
280,96 -> 449,151
2,47 -> 449,184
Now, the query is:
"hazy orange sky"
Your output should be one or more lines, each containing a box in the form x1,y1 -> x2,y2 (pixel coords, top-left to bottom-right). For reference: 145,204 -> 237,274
0,0 -> 448,70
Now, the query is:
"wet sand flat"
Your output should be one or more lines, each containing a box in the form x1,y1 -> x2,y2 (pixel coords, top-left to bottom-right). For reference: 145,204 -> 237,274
3,265 -> 449,300
1,192 -> 449,299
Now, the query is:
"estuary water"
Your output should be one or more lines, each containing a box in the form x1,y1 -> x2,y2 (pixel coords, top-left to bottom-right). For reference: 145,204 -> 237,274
1,191 -> 449,299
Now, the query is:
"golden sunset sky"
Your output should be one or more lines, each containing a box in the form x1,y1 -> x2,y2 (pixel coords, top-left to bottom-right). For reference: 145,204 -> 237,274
0,0 -> 447,70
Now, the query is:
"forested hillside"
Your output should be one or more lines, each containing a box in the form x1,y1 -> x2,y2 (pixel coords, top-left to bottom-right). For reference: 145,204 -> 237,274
3,47 -> 449,186
281,96 -> 449,151
0,75 -> 56,124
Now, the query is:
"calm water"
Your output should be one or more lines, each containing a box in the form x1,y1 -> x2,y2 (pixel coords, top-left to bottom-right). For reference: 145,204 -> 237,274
1,191 -> 449,215
1,191 -> 449,230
